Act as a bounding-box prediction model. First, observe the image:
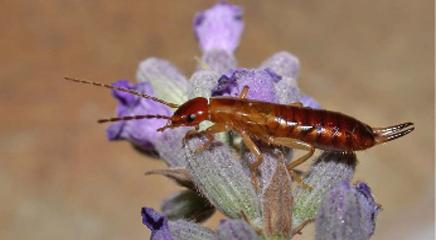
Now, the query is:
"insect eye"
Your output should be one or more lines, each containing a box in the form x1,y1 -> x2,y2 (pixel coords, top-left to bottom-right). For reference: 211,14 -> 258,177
187,114 -> 196,122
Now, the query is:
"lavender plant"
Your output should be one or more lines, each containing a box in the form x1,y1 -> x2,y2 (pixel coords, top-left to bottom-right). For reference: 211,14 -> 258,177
107,2 -> 380,239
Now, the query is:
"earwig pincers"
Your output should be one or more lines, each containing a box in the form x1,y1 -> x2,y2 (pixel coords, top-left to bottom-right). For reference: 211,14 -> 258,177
65,77 -> 415,188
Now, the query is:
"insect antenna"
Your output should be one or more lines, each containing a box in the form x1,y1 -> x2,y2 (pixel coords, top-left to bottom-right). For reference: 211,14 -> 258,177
97,114 -> 171,124
64,77 -> 179,108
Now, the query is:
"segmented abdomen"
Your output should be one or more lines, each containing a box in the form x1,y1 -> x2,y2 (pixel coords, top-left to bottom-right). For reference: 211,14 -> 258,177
272,105 -> 375,151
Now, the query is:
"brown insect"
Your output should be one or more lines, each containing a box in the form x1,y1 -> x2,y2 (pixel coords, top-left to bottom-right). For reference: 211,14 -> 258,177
65,77 -> 415,186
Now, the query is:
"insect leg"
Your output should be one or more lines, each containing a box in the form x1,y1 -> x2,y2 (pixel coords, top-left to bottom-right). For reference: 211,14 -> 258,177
288,170 -> 312,190
184,123 -> 228,153
239,131 -> 263,189
274,149 -> 312,190
270,137 -> 315,170
289,102 -> 303,107
270,137 -> 315,189
239,85 -> 250,99
291,219 -> 315,236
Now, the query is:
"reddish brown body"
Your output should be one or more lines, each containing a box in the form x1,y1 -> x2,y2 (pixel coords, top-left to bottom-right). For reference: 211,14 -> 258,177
65,77 -> 415,188
209,97 -> 376,152
64,77 -> 414,154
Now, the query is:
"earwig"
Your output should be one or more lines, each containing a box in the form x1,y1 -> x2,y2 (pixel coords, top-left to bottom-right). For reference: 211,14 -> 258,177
65,77 -> 415,187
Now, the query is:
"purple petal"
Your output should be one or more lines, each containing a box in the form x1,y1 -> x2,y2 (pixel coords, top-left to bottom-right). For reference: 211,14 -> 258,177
210,74 -> 237,96
111,80 -> 137,106
106,121 -> 124,141
107,80 -> 172,152
211,68 -> 280,103
194,2 -> 244,53
141,207 -> 173,240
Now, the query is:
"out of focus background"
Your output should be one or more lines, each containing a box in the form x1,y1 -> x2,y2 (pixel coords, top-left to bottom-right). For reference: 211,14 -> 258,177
1,0 -> 433,239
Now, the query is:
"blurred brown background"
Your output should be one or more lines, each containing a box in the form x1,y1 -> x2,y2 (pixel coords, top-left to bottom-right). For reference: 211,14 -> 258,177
0,0 -> 433,239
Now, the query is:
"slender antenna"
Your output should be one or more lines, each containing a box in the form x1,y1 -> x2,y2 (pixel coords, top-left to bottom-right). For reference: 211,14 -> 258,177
97,114 -> 171,124
64,77 -> 179,108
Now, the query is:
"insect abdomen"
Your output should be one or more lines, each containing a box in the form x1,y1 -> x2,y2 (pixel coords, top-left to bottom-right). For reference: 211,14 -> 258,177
273,105 -> 376,151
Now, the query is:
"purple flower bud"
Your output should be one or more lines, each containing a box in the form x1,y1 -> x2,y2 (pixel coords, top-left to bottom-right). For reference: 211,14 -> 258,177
355,181 -> 381,237
141,207 -> 173,240
107,80 -> 172,152
211,68 -> 281,103
260,51 -> 300,80
315,181 -> 381,240
194,2 -> 244,53
136,58 -> 189,106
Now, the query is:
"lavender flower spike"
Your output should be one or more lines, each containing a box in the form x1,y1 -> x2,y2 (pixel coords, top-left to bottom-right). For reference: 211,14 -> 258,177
315,181 -> 381,240
142,207 -> 173,240
194,1 -> 244,54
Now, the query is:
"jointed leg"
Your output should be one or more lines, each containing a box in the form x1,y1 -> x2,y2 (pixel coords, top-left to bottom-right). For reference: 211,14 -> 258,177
270,137 -> 315,189
271,137 -> 315,170
184,123 -> 228,153
274,148 -> 313,190
291,219 -> 314,236
288,170 -> 312,190
239,85 -> 249,99
289,102 -> 303,107
239,131 -> 263,189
